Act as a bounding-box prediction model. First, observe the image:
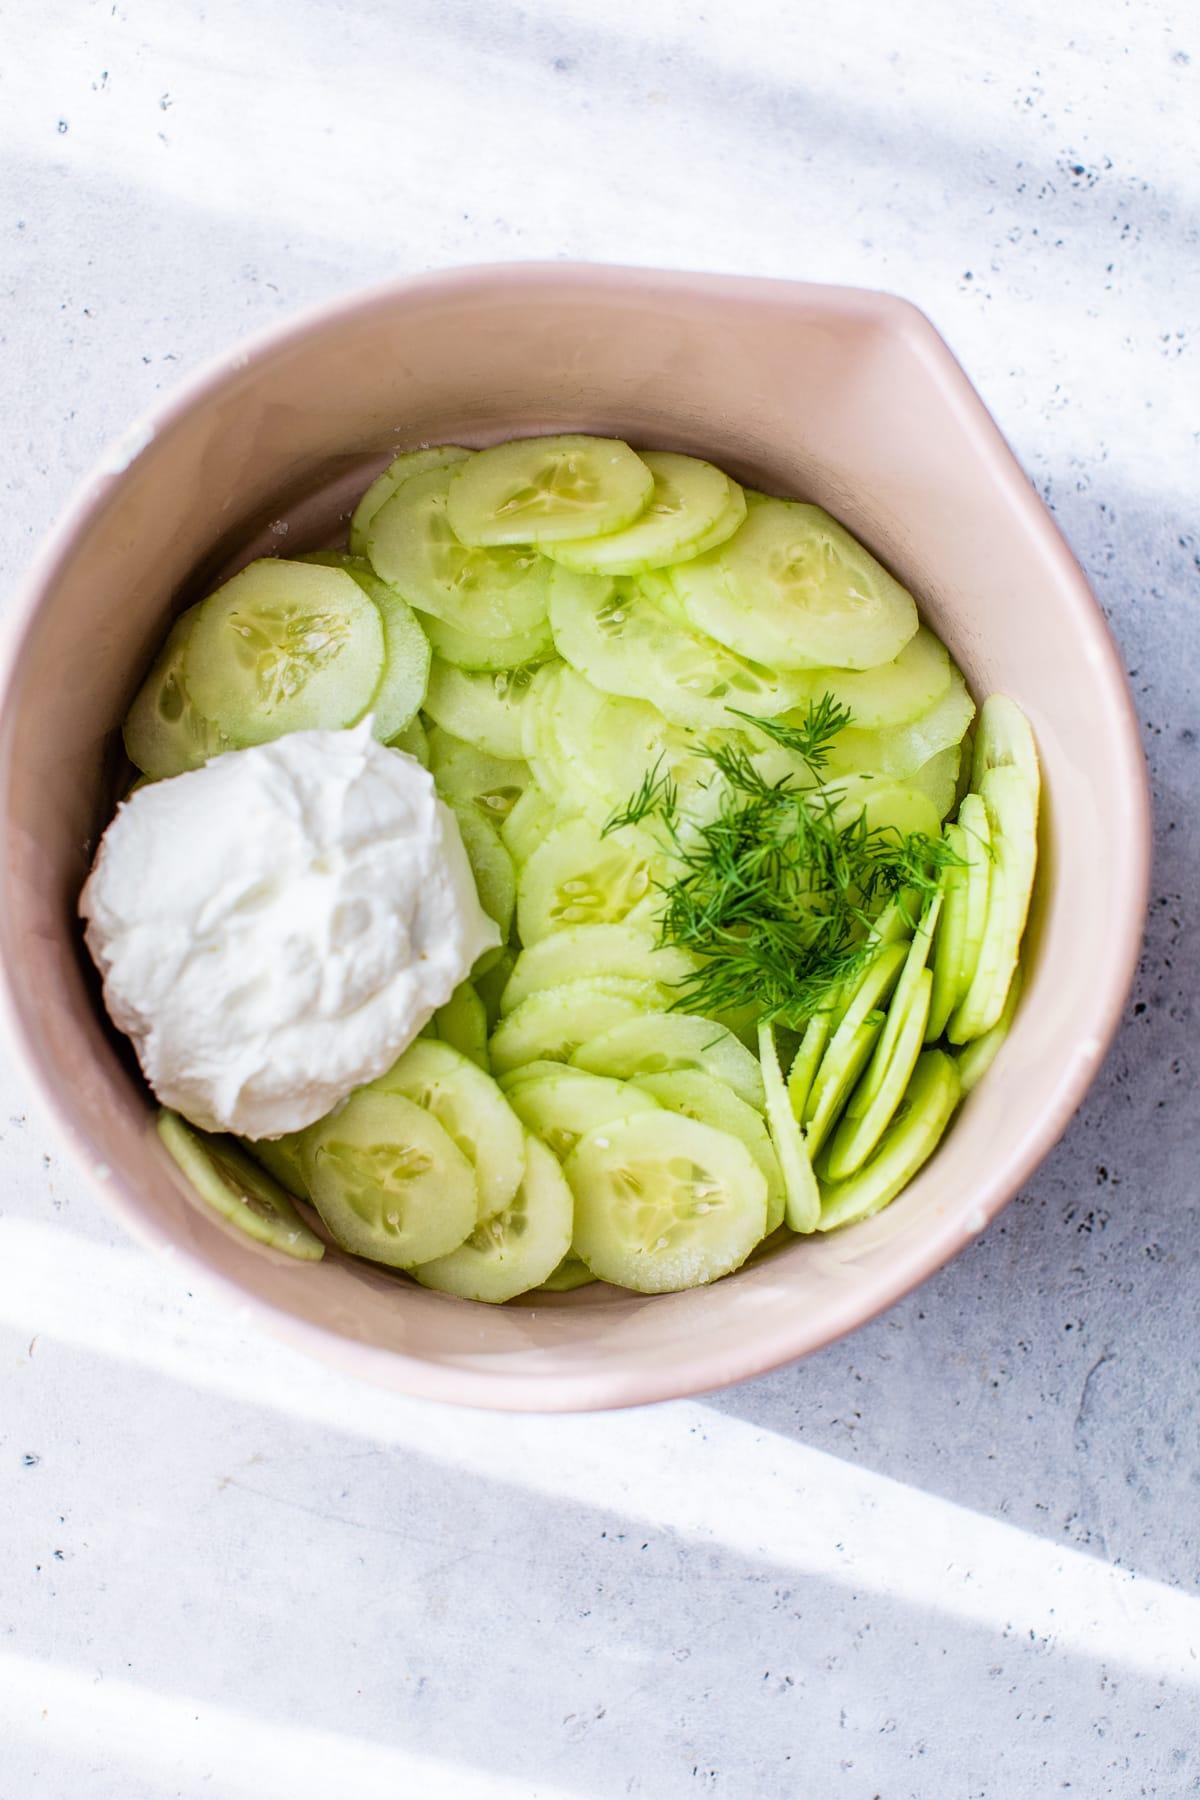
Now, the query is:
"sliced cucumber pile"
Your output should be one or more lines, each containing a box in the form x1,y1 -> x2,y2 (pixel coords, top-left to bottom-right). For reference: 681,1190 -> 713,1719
130,435 -> 1040,1296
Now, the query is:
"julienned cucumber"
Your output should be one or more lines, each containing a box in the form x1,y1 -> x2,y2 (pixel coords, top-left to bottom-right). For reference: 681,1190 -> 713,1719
122,433 -> 1038,1303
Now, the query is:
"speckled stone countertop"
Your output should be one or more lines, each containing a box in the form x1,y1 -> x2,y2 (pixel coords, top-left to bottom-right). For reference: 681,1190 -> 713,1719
1,3 -> 1196,1795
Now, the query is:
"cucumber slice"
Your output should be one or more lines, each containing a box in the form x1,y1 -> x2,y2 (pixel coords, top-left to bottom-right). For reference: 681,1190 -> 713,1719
817,1050 -> 960,1232
528,664 -> 678,810
123,606 -> 232,778
489,977 -> 668,1076
787,1011 -> 832,1122
508,1067 -> 661,1160
758,1022 -> 820,1233
433,981 -> 490,1071
566,1111 -> 768,1293
906,745 -> 961,821
497,1057 -> 592,1094
547,568 -> 809,731
571,1013 -> 766,1111
971,694 -> 1040,793
411,1134 -> 574,1303
500,924 -> 696,1015
500,782 -> 563,866
533,1254 -> 597,1293
473,944 -> 517,1031
822,966 -> 934,1181
158,1111 -> 324,1260
298,552 -> 431,743
516,816 -> 667,943
366,466 -> 552,637
631,1070 -> 785,1234
447,802 -> 516,943
543,452 -> 743,574
948,765 -> 1039,1042
243,1131 -> 310,1201
373,1038 -> 523,1218
389,713 -> 429,765
819,669 -> 975,781
185,559 -> 385,745
422,613 -> 555,672
926,797 -> 991,1040
795,628 -> 952,730
349,445 -> 472,557
828,777 -> 944,844
956,966 -> 1023,1094
803,940 -> 909,1150
671,499 -> 919,672
850,894 -> 942,1119
422,657 -> 552,761
447,435 -> 654,547
429,726 -> 530,826
304,1087 -> 477,1267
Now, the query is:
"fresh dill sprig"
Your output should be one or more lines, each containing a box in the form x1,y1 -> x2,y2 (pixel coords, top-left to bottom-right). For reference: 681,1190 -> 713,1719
726,694 -> 853,773
604,697 -> 962,1028
600,756 -> 678,836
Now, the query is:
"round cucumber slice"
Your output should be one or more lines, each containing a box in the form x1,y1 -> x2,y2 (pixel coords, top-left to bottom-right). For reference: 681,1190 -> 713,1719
817,1050 -> 961,1232
373,1039 -> 524,1220
411,1135 -> 573,1304
571,1012 -> 767,1111
367,466 -> 551,636
905,745 -> 962,821
124,606 -> 232,778
429,726 -> 530,826
795,628 -> 951,730
489,977 -> 669,1076
533,1254 -> 597,1293
508,1067 -> 661,1160
447,435 -> 654,547
516,816 -> 667,943
971,694 -> 1040,794
349,445 -> 472,557
433,981 -> 490,1072
757,1022 -> 820,1234
422,657 -> 552,761
948,765 -> 1038,1043
956,965 -> 1023,1094
819,670 -> 975,782
304,1087 -> 476,1265
447,801 -> 516,943
671,499 -> 919,672
390,713 -> 429,765
298,552 -> 431,742
822,966 -> 934,1182
547,568 -> 809,731
243,1131 -> 310,1201
500,924 -> 695,1016
926,798 -> 991,1041
827,778 -> 945,844
185,558 -> 385,745
497,1057 -> 593,1093
634,1070 -> 785,1234
158,1112 -> 324,1260
566,1111 -> 768,1294
500,782 -> 564,866
543,452 -> 742,574
422,613 -> 555,672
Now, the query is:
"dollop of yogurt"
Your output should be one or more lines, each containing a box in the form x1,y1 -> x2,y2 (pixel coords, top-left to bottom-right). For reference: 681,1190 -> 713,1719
79,721 -> 499,1138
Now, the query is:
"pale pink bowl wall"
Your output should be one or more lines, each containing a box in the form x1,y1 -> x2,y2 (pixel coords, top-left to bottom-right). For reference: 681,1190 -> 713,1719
0,266 -> 1149,1411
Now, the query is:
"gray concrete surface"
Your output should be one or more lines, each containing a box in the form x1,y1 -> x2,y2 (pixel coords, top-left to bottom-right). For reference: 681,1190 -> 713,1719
1,2 -> 1196,1794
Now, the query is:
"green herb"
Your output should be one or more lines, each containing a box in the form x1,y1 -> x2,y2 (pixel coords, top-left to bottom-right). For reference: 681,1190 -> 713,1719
606,702 -> 961,1028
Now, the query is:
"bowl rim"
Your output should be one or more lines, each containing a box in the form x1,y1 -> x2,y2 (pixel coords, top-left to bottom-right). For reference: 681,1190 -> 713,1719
0,261 -> 1152,1411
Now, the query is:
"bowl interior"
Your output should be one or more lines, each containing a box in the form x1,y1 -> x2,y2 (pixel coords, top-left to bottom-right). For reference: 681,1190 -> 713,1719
0,268 -> 1146,1408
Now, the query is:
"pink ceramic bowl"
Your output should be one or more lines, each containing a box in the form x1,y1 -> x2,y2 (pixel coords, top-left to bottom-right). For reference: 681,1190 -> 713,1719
0,265 -> 1149,1411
